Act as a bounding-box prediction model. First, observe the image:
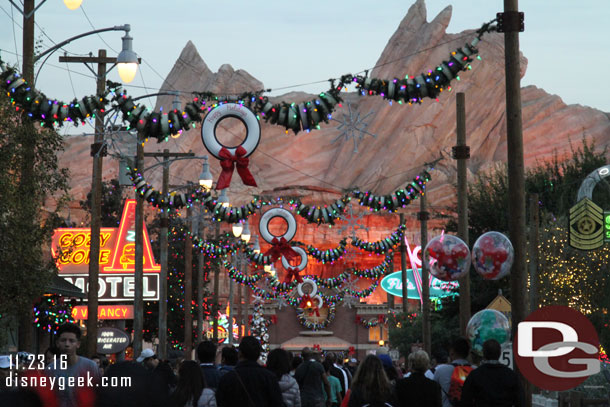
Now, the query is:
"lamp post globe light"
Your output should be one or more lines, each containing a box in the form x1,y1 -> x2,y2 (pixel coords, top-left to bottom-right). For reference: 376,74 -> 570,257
252,235 -> 260,254
63,0 -> 83,10
218,190 -> 230,208
199,156 -> 213,190
241,221 -> 251,243
116,26 -> 139,83
232,222 -> 243,238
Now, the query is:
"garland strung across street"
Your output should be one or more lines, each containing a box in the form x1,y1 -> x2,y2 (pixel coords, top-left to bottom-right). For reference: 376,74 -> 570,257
224,260 -> 265,284
292,238 -> 348,264
349,252 -> 394,279
0,19 -> 495,139
351,224 -> 406,253
127,166 -> 431,221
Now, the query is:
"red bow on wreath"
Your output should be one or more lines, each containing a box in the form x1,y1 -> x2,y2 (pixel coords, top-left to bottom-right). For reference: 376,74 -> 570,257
264,237 -> 299,262
348,346 -> 356,356
299,294 -> 313,309
216,146 -> 257,190
377,314 -> 386,323
284,267 -> 303,284
313,344 -> 321,352
355,316 -> 362,324
271,315 -> 277,324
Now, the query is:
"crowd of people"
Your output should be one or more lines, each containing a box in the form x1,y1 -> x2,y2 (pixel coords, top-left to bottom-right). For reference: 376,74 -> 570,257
0,323 -> 524,407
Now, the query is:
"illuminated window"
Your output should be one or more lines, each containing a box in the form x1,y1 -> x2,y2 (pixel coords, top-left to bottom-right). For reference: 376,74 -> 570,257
368,325 -> 389,342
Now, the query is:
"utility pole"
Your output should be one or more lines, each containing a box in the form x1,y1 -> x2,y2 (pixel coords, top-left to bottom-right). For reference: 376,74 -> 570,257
197,215 -> 205,345
399,214 -> 408,314
185,204 -> 193,359
227,267 -> 235,345
213,222 -> 221,343
529,194 -> 539,312
142,150 -> 194,359
61,50 -> 113,356
500,0 -> 529,402
419,193 -> 431,354
237,258 -> 244,340
133,133 -> 144,357
455,92 -> 471,336
17,0 -> 36,352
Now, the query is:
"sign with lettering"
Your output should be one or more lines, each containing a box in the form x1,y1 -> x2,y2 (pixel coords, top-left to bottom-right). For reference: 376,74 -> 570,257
97,327 -> 130,354
51,199 -> 160,274
380,269 -> 458,299
51,200 -> 160,303
72,305 -> 134,320
62,274 -> 159,302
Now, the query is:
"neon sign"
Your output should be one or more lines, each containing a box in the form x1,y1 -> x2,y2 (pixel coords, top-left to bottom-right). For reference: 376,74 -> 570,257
72,305 -> 134,320
51,199 -> 160,274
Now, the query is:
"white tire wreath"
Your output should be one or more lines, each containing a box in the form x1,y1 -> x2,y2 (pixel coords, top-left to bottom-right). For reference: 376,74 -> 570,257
282,246 -> 308,271
259,208 -> 297,244
297,278 -> 318,298
200,103 -> 260,158
312,295 -> 324,309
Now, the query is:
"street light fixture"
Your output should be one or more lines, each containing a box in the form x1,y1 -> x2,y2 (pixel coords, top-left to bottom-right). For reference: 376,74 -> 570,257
232,222 -> 243,238
116,28 -> 139,83
63,0 -> 82,10
218,190 -> 230,208
241,221 -> 251,243
199,156 -> 213,190
264,263 -> 272,273
252,235 -> 260,253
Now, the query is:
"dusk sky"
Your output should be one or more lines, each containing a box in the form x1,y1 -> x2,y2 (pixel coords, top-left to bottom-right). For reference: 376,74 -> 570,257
1,0 -> 608,139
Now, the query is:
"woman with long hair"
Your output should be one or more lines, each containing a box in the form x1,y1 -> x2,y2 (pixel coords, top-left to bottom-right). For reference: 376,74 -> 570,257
345,355 -> 394,407
266,348 -> 301,407
170,360 -> 216,407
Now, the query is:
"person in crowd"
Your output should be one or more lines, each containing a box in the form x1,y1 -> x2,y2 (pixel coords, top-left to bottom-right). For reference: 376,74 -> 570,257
433,338 -> 472,407
267,348 -> 301,407
378,354 -> 399,385
0,355 -> 11,390
197,341 -> 220,391
44,346 -> 60,366
218,346 -> 238,378
346,359 -> 358,377
460,339 -> 524,407
394,350 -> 441,407
96,361 -> 169,407
426,350 -> 448,380
216,336 -> 284,407
290,356 -> 303,377
46,323 -> 100,407
343,355 -> 394,407
170,360 -> 216,407
294,347 -> 331,407
322,360 -> 342,407
325,352 -> 350,398
137,348 -> 177,396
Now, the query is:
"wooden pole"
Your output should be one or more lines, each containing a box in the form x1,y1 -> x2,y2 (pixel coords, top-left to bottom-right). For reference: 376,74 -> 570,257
400,214 -> 408,314
502,0 -> 530,403
158,150 -> 169,359
197,217 -> 205,345
456,92 -> 471,336
133,132 -> 144,358
529,193 -> 539,312
420,193 -> 431,354
184,205 -> 193,359
213,222 -> 221,343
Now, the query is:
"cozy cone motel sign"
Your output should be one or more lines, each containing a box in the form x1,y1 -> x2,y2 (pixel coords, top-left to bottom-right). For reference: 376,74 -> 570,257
51,199 -> 160,302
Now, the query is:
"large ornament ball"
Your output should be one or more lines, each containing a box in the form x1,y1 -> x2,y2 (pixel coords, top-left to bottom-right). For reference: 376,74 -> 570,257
466,309 -> 510,355
424,235 -> 471,281
472,232 -> 514,280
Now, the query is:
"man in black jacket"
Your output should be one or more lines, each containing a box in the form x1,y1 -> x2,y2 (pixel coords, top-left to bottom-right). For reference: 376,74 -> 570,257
216,336 -> 284,407
460,339 -> 524,407
197,340 -> 221,391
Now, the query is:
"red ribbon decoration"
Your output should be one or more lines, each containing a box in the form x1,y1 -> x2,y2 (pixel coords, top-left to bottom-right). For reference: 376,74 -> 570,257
264,237 -> 299,262
308,307 -> 320,317
271,315 -> 277,324
313,344 -> 321,352
299,294 -> 312,309
348,346 -> 356,356
284,267 -> 303,284
216,146 -> 257,190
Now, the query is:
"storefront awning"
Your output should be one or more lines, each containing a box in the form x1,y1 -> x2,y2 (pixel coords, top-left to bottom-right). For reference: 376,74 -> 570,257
280,335 -> 352,351
47,275 -> 85,298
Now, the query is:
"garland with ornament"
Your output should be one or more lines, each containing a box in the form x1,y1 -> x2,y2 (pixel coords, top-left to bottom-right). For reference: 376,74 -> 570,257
251,298 -> 270,362
292,239 -> 348,264
349,252 -> 394,279
296,304 -> 336,331
127,166 -> 431,221
0,20 -> 496,139
223,260 -> 265,284
355,314 -> 388,328
191,235 -> 273,265
351,224 -> 406,253
33,295 -> 75,334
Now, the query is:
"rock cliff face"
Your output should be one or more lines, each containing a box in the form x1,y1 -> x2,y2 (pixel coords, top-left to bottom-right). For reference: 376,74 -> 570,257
60,0 -> 610,230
